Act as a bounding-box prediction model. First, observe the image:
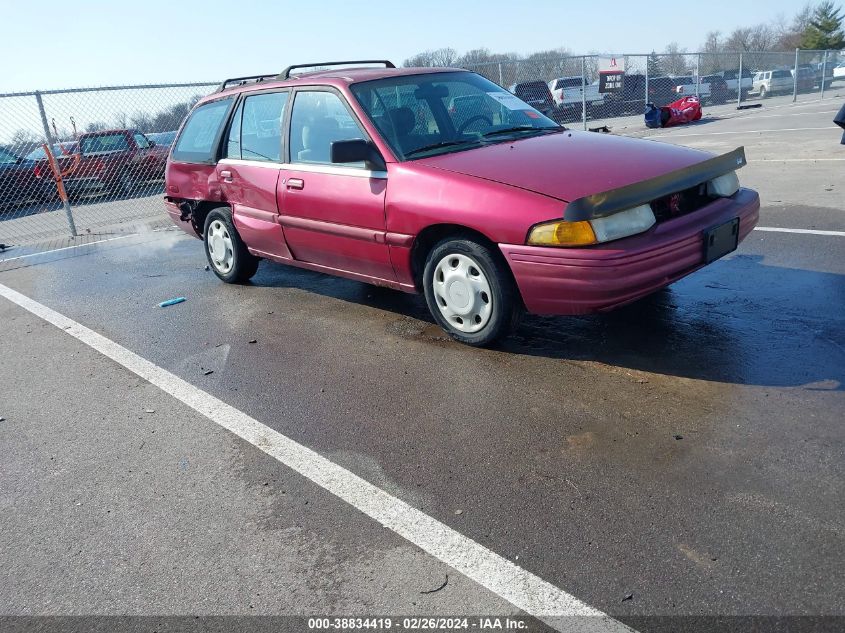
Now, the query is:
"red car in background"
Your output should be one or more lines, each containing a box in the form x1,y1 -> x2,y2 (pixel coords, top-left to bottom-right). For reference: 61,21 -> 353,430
42,129 -> 169,198
165,61 -> 759,346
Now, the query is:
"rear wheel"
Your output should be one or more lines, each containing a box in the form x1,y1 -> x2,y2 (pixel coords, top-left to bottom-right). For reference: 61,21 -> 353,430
423,237 -> 522,346
203,208 -> 259,283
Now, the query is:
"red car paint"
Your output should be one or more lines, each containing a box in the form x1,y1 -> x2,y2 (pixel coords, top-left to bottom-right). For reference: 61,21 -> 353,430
165,67 -> 759,315
52,129 -> 168,194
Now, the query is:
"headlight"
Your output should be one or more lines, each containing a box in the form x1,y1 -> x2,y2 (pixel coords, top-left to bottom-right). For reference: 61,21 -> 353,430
527,204 -> 656,247
590,204 -> 656,242
707,171 -> 740,197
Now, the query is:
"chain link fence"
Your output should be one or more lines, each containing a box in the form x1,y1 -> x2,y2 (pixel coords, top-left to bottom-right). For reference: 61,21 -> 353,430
0,82 -> 217,256
1,49 -> 843,258
463,49 -> 845,128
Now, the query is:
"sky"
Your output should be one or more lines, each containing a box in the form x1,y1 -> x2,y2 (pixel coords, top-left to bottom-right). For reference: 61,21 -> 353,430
2,0 -> 807,93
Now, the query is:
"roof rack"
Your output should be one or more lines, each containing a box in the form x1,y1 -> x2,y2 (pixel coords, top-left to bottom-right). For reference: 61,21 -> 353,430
217,74 -> 277,92
278,60 -> 395,80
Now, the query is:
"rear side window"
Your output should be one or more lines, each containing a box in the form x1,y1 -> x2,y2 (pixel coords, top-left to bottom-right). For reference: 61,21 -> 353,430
172,98 -> 233,163
241,92 -> 288,162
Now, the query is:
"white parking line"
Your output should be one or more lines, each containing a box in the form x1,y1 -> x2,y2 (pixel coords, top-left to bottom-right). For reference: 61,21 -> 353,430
750,158 -> 845,162
652,126 -> 838,139
0,281 -> 632,633
0,234 -> 137,264
738,109 -> 839,120
754,227 -> 845,236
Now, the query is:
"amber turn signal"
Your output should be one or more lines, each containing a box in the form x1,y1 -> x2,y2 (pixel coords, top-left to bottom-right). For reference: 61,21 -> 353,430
527,220 -> 597,247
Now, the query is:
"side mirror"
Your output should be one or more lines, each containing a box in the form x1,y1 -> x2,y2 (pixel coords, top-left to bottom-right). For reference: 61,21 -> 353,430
148,140 -> 156,147
331,139 -> 386,171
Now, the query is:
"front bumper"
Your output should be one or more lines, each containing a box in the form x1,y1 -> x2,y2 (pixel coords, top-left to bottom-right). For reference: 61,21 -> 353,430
499,187 -> 760,316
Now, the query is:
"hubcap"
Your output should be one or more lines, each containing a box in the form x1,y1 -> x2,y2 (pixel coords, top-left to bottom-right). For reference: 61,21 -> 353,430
432,253 -> 493,333
207,220 -> 234,273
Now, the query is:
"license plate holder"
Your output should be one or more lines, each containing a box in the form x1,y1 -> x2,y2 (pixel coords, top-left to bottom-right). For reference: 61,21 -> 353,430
704,217 -> 740,264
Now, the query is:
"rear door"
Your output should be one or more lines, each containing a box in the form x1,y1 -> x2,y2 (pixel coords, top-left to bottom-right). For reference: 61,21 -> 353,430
278,87 -> 393,282
216,90 -> 292,260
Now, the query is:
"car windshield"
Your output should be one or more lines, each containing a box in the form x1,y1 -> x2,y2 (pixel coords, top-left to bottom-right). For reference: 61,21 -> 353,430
81,132 -> 129,153
350,71 -> 559,160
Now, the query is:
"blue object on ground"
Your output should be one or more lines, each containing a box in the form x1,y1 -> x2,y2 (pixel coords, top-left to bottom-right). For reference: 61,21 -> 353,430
158,297 -> 187,308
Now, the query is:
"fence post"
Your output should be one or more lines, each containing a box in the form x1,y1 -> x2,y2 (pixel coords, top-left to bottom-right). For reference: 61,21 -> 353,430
35,91 -> 77,238
498,62 -> 503,86
581,56 -> 587,130
793,48 -> 799,102
695,54 -> 701,97
737,52 -> 743,107
821,50 -> 828,99
645,57 -> 649,110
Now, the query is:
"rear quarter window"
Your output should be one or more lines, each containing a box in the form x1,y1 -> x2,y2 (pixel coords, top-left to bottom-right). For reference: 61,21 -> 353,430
172,98 -> 234,163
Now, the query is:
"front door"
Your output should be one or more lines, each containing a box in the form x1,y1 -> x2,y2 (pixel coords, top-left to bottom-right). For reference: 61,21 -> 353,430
216,90 -> 292,260
279,88 -> 393,282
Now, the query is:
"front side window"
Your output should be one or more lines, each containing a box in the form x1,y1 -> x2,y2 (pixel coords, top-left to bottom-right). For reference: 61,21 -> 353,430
134,133 -> 150,149
172,98 -> 233,163
289,90 -> 366,165
351,71 -> 559,160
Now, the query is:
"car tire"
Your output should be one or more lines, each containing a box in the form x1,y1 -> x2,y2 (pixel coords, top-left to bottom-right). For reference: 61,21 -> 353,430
422,236 -> 522,346
203,207 -> 260,284
759,86 -> 768,99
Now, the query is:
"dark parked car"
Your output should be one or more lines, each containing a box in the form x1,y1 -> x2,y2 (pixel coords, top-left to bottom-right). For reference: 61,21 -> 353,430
605,74 -> 677,115
702,75 -> 730,104
0,146 -> 44,210
507,81 -> 560,120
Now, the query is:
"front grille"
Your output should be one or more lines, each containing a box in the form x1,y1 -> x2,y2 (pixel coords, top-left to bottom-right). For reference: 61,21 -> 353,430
650,183 -> 714,223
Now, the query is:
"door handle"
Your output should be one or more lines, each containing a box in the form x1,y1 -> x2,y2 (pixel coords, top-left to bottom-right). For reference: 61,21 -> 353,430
287,178 -> 304,190
219,170 -> 232,183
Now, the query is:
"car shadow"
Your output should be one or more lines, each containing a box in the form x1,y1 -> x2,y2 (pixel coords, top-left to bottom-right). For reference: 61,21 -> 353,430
249,253 -> 844,390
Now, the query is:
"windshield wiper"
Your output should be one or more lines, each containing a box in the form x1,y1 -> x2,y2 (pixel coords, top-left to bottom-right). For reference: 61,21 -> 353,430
404,139 -> 479,157
482,126 -> 562,138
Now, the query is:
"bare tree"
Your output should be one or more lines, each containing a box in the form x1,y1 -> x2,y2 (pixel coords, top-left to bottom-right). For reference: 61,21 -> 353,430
521,48 -> 574,83
662,42 -> 691,75
403,47 -> 459,67
702,30 -> 724,53
84,121 -> 109,133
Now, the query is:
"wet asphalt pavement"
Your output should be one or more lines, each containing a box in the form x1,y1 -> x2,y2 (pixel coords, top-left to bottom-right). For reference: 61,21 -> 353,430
0,98 -> 843,630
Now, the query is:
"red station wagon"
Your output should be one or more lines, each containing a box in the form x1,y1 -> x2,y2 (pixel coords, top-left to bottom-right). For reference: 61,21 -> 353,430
164,61 -> 760,345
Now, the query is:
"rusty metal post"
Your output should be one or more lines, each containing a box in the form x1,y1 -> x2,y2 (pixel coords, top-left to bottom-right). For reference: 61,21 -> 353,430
35,91 -> 77,237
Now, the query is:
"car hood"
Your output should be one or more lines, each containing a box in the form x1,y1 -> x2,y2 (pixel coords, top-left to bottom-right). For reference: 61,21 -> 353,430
413,130 -> 713,203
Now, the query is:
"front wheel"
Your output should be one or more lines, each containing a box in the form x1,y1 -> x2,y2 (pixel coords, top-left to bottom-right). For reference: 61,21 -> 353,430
423,237 -> 522,346
759,86 -> 768,99
203,208 -> 259,283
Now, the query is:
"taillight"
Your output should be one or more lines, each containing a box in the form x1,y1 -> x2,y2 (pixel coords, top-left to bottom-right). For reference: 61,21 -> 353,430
34,165 -> 42,178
